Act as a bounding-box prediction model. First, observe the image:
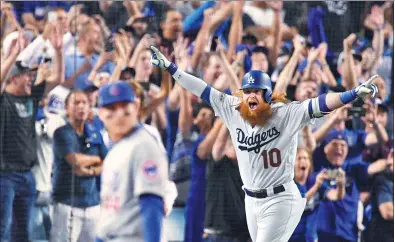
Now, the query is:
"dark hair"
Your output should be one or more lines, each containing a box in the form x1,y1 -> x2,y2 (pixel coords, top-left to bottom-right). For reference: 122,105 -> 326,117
378,104 -> 389,113
160,7 -> 175,23
65,89 -> 88,107
193,102 -> 214,118
252,46 -> 269,56
242,34 -> 258,45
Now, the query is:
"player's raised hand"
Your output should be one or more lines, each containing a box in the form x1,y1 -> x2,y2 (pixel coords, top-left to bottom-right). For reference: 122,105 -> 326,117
355,74 -> 379,99
150,46 -> 171,70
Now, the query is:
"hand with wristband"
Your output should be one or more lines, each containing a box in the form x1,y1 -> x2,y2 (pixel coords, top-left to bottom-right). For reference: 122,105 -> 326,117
340,74 -> 379,103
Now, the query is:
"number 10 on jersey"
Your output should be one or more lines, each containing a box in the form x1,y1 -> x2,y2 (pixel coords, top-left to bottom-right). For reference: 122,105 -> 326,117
261,148 -> 281,168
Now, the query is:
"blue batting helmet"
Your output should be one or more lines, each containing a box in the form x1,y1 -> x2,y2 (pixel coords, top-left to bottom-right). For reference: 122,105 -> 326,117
240,70 -> 272,103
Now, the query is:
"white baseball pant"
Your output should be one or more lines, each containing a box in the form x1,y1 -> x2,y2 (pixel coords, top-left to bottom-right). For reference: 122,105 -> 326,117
244,181 -> 306,242
50,203 -> 100,242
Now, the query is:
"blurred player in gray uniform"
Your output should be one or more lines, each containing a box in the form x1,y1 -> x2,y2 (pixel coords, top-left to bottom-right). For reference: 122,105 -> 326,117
95,81 -> 168,242
150,46 -> 379,242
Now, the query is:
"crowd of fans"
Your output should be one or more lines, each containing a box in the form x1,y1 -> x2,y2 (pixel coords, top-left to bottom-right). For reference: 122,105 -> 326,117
0,1 -> 393,242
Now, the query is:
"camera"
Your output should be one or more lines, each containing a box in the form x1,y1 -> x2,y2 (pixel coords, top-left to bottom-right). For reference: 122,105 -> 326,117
348,98 -> 366,117
326,169 -> 341,180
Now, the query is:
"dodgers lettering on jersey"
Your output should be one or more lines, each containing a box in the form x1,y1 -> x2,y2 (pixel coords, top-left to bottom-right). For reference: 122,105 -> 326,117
209,88 -> 315,190
96,128 -> 168,241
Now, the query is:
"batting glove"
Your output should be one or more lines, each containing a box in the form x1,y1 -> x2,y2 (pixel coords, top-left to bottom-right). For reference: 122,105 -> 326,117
150,46 -> 171,70
355,74 -> 379,99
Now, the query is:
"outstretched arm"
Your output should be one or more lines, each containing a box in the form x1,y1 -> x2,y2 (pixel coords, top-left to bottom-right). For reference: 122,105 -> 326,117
151,46 -> 210,103
307,75 -> 379,119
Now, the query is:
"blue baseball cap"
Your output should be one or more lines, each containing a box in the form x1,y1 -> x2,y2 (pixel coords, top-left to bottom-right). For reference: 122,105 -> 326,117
323,130 -> 348,147
98,81 -> 135,107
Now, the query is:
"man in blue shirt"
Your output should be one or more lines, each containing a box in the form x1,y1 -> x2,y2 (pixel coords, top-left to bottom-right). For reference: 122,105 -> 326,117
316,131 -> 392,242
51,90 -> 107,242
368,150 -> 393,242
64,20 -> 115,90
313,127 -> 368,172
313,101 -> 388,171
184,103 -> 219,242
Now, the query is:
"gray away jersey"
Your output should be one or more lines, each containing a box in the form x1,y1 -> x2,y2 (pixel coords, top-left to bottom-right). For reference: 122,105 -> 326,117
209,89 -> 315,190
96,127 -> 168,241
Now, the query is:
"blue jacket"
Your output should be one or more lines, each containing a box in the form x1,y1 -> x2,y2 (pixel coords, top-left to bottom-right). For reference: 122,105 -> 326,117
316,162 -> 369,241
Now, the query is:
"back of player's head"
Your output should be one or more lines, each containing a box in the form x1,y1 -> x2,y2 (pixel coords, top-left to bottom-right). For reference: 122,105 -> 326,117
98,81 -> 135,107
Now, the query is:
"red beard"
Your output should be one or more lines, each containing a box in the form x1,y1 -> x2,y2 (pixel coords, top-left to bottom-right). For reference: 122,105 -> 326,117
238,99 -> 272,126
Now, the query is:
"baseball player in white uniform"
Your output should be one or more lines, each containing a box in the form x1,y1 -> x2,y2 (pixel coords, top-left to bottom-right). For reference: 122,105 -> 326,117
95,81 -> 168,242
150,46 -> 379,242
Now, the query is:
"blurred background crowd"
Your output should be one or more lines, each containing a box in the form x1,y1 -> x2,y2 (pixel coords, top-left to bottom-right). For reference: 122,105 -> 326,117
0,1 -> 393,242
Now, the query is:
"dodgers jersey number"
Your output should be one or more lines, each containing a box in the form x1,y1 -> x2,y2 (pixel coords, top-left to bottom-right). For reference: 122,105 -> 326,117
261,148 -> 281,169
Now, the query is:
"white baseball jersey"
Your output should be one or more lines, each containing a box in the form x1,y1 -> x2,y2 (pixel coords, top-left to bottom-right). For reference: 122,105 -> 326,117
209,88 -> 314,190
96,126 -> 168,241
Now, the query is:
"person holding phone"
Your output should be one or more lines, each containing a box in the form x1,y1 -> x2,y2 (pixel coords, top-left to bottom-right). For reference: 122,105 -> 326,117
316,131 -> 392,242
290,148 -> 344,242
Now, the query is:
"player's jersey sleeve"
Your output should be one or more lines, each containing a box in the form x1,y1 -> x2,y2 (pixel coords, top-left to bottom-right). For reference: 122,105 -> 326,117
132,139 -> 168,198
208,87 -> 240,127
282,100 -> 315,135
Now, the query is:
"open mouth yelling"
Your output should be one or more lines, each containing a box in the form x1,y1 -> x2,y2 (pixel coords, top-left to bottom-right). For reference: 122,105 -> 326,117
248,101 -> 258,110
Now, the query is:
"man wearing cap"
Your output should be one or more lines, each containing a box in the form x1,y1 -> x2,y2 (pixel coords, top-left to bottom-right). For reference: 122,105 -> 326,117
316,131 -> 393,242
151,45 -> 379,241
0,32 -> 63,241
51,90 -> 107,242
96,81 -> 168,242
0,61 -> 43,241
